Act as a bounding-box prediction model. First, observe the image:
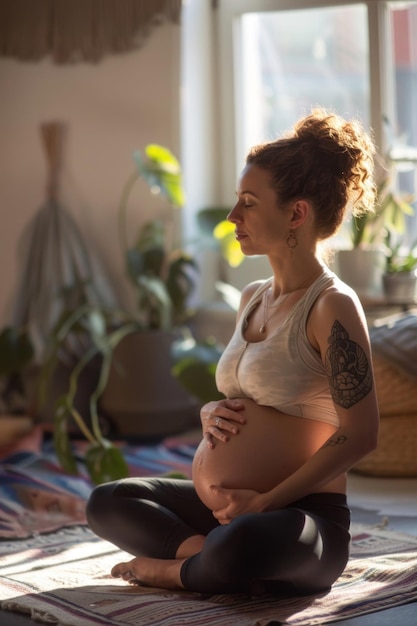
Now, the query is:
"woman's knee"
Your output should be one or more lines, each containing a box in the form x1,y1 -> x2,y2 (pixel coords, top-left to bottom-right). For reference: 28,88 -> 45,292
86,481 -> 119,530
202,514 -> 259,581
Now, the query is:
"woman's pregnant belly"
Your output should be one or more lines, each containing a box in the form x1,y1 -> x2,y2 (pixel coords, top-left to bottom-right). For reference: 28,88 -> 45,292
192,398 -> 337,511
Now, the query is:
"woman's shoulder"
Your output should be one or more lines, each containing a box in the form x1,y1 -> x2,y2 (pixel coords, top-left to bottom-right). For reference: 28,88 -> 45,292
311,276 -> 368,333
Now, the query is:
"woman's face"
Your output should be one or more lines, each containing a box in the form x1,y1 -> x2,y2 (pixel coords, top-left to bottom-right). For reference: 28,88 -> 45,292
228,163 -> 291,257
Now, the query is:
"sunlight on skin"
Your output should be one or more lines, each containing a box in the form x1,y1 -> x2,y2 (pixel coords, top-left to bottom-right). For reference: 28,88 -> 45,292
110,534 -> 206,590
111,556 -> 186,590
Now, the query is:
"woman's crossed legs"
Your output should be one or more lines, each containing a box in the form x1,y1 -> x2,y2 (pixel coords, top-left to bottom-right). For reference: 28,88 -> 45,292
86,477 -> 350,595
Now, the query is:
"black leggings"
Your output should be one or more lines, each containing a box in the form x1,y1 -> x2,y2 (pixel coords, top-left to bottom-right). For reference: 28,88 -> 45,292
86,477 -> 351,595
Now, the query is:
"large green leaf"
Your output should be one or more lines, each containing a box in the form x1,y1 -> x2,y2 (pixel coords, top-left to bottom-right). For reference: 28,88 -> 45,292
136,220 -> 166,250
172,359 -> 224,404
136,275 -> 172,329
197,207 -> 230,237
133,144 -> 185,207
171,336 -> 224,403
85,440 -> 129,485
166,253 -> 198,322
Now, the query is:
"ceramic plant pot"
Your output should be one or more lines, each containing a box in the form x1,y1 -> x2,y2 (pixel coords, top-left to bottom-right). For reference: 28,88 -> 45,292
382,271 -> 417,303
99,330 -> 199,439
336,248 -> 386,297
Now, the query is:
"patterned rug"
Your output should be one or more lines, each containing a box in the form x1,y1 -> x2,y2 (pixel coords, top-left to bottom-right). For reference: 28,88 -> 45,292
0,426 -> 197,539
0,524 -> 417,625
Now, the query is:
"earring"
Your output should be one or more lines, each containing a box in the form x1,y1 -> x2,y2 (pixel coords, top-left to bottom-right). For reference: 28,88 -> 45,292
286,229 -> 298,253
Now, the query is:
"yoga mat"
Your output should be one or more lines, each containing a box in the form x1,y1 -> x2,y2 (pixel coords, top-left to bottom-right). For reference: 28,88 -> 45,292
1,523 -> 417,625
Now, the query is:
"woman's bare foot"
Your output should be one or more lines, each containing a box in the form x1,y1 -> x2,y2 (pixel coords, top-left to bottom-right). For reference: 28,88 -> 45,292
111,556 -> 186,590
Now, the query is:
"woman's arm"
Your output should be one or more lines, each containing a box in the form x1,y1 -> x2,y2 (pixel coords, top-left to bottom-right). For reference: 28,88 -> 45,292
262,289 -> 378,507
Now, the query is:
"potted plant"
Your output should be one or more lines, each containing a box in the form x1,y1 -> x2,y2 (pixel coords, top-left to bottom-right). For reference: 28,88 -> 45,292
336,170 -> 415,297
98,145 -> 201,440
382,231 -> 417,302
39,144 -> 202,484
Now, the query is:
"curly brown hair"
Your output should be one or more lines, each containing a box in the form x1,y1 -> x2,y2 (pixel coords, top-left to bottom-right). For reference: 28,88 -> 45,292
246,108 -> 376,240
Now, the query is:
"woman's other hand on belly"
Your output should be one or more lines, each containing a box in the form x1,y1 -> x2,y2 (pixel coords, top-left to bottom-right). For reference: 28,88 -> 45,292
210,486 -> 268,524
200,399 -> 246,448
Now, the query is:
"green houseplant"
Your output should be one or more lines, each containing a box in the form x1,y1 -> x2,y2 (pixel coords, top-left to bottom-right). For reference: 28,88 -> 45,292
336,166 -> 415,296
350,177 -> 414,248
118,145 -> 197,330
40,145 -> 201,483
98,145 -> 201,439
382,231 -> 417,302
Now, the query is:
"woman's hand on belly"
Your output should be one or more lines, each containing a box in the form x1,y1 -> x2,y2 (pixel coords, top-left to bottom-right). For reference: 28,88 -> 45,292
200,398 -> 246,448
210,486 -> 267,524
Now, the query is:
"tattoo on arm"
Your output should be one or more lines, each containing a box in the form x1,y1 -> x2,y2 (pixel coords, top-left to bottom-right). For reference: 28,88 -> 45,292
325,320 -> 373,409
322,435 -> 347,449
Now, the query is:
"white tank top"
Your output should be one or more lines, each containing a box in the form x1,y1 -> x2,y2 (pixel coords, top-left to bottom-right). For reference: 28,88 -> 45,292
215,267 -> 340,427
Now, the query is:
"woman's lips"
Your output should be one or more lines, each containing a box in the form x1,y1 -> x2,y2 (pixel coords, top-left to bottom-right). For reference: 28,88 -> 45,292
235,231 -> 248,241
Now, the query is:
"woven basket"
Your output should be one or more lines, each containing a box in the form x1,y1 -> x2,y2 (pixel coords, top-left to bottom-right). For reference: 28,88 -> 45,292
353,413 -> 417,477
373,355 -> 417,416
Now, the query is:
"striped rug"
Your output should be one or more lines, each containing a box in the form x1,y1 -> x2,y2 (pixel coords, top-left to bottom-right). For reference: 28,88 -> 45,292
1,523 -> 416,625
0,429 -> 197,539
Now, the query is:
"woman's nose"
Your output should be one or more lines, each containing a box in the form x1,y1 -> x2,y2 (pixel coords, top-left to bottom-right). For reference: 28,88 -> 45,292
227,203 -> 240,223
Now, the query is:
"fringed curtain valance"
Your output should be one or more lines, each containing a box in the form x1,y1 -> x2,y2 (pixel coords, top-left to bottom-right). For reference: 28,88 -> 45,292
0,0 -> 182,64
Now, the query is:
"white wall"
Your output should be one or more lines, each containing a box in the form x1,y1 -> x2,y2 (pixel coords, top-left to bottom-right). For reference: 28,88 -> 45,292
0,22 -> 181,326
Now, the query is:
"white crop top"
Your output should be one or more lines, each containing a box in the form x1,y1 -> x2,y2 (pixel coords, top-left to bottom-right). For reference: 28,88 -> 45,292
215,267 -> 340,427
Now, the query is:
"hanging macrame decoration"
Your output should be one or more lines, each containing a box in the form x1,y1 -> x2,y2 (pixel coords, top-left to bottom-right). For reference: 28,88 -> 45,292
0,0 -> 182,64
12,122 -> 117,363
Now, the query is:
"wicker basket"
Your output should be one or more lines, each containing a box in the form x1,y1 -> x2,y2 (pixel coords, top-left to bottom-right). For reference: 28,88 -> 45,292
373,355 -> 417,416
353,413 -> 417,477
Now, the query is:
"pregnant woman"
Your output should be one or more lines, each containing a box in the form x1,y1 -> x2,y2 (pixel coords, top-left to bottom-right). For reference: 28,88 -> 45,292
87,108 -> 379,596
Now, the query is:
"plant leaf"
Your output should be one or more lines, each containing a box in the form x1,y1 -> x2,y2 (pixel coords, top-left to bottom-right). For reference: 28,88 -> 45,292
215,281 -> 241,311
172,358 -> 224,404
197,207 -> 230,236
53,396 -> 79,475
213,220 -> 245,267
134,275 -> 172,328
85,440 -> 129,485
171,336 -> 224,403
133,145 -> 185,207
166,253 -> 198,323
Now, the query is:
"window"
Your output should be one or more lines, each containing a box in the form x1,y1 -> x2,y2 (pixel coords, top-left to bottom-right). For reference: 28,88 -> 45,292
215,0 -> 417,242
238,5 -> 369,163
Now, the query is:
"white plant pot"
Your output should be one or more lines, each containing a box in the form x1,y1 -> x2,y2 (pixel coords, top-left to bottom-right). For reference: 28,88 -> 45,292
335,248 -> 386,297
382,271 -> 417,303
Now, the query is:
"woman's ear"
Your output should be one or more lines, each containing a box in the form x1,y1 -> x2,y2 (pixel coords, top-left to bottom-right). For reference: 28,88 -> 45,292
290,199 -> 311,228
